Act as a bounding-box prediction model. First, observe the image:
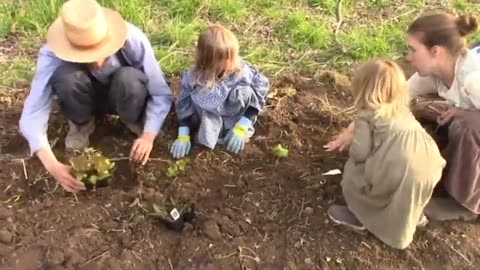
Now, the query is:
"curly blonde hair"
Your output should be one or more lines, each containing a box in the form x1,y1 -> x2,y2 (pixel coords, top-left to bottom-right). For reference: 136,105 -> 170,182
351,59 -> 410,118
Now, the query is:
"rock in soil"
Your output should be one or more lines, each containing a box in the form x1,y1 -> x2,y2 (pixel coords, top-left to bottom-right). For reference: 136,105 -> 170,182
0,207 -> 11,220
218,216 -> 241,237
0,230 -> 13,244
204,220 -> 222,240
65,249 -> 85,267
303,207 -> 314,216
319,258 -> 330,270
102,221 -> 120,231
14,247 -> 46,270
48,249 -> 65,265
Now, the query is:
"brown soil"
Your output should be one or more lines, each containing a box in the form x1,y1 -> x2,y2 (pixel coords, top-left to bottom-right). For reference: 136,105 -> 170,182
1,52 -> 480,269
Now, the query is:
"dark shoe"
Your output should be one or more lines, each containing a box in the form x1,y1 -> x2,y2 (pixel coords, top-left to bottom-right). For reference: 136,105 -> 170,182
425,197 -> 478,221
327,205 -> 366,231
65,120 -> 95,150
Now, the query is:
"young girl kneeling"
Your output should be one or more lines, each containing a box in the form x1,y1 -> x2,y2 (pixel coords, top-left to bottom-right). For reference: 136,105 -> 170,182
170,25 -> 270,159
327,59 -> 445,249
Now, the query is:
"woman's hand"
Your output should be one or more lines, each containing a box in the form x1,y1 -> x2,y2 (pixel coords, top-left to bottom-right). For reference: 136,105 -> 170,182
437,106 -> 460,126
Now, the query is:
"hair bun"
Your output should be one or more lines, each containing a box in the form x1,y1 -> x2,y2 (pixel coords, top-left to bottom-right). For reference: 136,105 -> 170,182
456,15 -> 479,37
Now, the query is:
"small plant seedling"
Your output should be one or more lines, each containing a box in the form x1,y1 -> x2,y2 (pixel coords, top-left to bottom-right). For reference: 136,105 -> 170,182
149,199 -> 196,232
152,203 -> 168,218
69,148 -> 115,190
272,144 -> 289,158
166,158 -> 191,177
151,202 -> 186,232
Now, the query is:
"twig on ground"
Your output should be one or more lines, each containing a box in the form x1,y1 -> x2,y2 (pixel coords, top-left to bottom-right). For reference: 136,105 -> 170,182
441,239 -> 472,265
237,246 -> 260,267
335,106 -> 355,116
132,251 -> 143,263
239,254 -> 260,263
73,193 -> 79,204
168,258 -> 174,270
21,159 -> 28,180
391,9 -> 415,22
3,184 -> 12,193
238,246 -> 258,257
109,157 -> 131,161
297,198 -> 306,219
215,252 -> 237,260
110,157 -> 170,163
334,0 -> 344,40
361,241 -> 372,249
81,250 -> 110,267
333,0 -> 347,52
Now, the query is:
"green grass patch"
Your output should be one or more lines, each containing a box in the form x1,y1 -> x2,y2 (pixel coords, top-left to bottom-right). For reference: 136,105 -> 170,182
206,0 -> 250,22
0,0 -> 479,88
150,19 -> 207,48
281,9 -> 333,50
0,56 -> 35,88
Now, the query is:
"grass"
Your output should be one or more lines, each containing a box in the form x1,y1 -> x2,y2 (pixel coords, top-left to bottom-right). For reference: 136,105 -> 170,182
0,0 -> 480,87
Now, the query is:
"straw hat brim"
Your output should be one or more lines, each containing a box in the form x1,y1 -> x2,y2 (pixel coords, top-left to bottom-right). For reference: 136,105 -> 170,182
46,8 -> 127,63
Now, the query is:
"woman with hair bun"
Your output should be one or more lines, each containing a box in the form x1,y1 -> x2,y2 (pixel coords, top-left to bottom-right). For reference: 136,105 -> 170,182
325,12 -> 480,222
406,12 -> 480,221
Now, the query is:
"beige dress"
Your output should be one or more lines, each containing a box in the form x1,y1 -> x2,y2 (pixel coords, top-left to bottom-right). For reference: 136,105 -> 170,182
409,49 -> 480,214
342,109 -> 446,249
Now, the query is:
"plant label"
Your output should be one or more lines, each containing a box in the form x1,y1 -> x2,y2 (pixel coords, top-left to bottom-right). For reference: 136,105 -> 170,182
170,208 -> 180,220
322,169 -> 342,176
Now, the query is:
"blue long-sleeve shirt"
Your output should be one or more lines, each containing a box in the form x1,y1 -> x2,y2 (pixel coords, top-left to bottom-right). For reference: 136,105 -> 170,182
19,23 -> 173,155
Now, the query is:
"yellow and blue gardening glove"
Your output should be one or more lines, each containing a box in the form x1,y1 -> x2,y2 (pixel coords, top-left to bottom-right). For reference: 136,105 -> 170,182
170,127 -> 191,159
226,116 -> 252,154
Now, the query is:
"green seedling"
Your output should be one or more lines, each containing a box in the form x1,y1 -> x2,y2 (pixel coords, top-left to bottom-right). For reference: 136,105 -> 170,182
69,148 -> 115,188
272,144 -> 289,158
166,158 -> 191,177
151,203 -> 169,218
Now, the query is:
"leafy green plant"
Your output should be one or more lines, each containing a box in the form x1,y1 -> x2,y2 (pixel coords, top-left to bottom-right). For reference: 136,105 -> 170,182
151,203 -> 169,218
69,148 -> 115,188
272,144 -> 289,158
166,158 -> 191,177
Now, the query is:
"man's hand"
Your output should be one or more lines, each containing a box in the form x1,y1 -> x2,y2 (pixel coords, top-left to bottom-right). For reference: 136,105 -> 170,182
437,106 -> 459,126
130,132 -> 155,165
37,148 -> 85,193
49,162 -> 86,192
323,121 -> 355,152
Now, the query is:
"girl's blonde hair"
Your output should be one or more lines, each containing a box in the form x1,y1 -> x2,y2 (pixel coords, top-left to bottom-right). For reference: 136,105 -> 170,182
193,24 -> 241,88
351,59 -> 410,118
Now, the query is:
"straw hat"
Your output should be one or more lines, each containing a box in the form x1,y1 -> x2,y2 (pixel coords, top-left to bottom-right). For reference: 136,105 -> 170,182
46,0 -> 127,63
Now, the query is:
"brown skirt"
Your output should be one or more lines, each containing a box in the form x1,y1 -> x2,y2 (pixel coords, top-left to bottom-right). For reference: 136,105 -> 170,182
413,99 -> 480,214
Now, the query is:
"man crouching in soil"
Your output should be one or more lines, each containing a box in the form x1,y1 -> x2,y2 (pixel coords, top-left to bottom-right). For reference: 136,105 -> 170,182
19,0 -> 173,192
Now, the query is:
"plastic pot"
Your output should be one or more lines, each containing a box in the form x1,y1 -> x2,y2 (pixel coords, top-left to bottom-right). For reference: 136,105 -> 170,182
161,216 -> 185,232
182,203 -> 196,223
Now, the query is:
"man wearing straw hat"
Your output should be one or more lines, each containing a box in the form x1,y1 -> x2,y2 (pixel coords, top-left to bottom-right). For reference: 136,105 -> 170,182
19,0 -> 173,192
